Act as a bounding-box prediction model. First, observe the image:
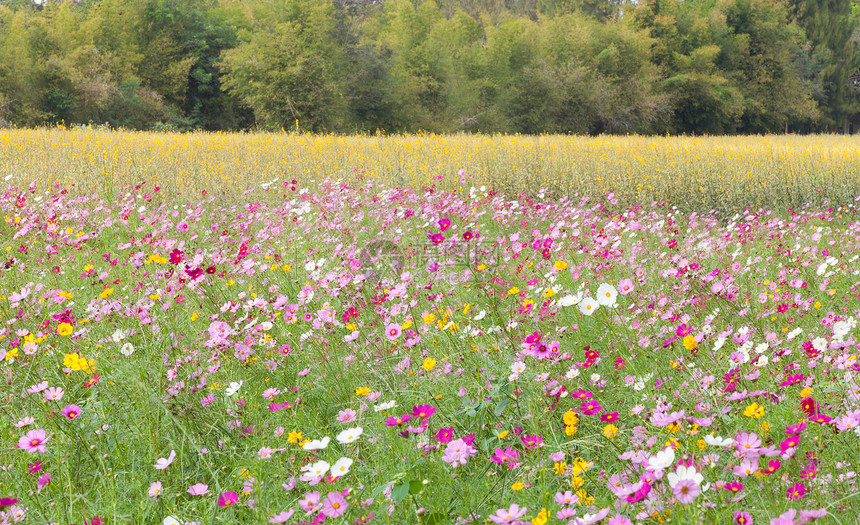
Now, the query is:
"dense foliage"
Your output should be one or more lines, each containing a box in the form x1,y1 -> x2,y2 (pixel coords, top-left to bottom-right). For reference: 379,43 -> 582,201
0,0 -> 858,133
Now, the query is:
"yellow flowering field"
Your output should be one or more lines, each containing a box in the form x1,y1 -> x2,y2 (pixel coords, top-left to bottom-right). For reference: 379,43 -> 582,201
2,128 -> 859,210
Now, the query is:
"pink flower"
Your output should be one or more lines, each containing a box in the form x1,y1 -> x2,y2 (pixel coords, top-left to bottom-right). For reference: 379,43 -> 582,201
298,491 -> 321,513
321,491 -> 348,518
617,278 -> 634,295
487,503 -> 528,524
672,478 -> 700,504
269,509 -> 295,523
441,438 -> 476,467
61,404 -> 81,420
733,511 -> 753,524
384,323 -> 402,341
148,481 -> 162,498
44,387 -> 64,401
218,491 -> 239,506
337,409 -> 357,423
187,483 -> 209,496
154,450 -> 176,470
18,429 -> 49,454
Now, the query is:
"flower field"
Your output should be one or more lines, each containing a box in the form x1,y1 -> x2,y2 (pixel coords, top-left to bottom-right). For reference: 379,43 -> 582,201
2,134 -> 860,525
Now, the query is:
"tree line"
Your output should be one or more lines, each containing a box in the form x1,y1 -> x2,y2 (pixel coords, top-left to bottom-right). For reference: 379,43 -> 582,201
0,0 -> 858,134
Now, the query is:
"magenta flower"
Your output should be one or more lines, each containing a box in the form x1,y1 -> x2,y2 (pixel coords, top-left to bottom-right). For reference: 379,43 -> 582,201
435,426 -> 453,443
733,511 -> 752,524
321,491 -> 348,518
438,218 -> 451,232
786,481 -> 807,501
489,447 -> 521,469
18,429 -> 49,454
520,434 -> 544,449
187,483 -> 209,496
672,478 -> 700,504
0,497 -> 20,509
487,503 -> 528,524
218,491 -> 239,507
61,404 -> 82,420
723,481 -> 744,493
384,414 -> 411,426
410,404 -> 436,419
37,473 -> 51,493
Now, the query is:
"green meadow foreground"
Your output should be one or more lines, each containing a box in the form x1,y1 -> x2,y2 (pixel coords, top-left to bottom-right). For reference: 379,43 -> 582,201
1,132 -> 860,524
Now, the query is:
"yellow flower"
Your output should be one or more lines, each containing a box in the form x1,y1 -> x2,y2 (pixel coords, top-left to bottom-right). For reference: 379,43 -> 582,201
402,318 -> 413,330
554,260 -> 568,271
575,489 -> 594,506
570,458 -> 592,476
697,439 -> 707,450
563,410 -> 579,426
603,424 -> 619,438
423,313 -> 436,324
355,387 -> 371,396
543,288 -> 555,298
497,430 -> 509,439
531,508 -> 548,525
565,424 -> 578,436
287,431 -> 302,443
99,287 -> 113,299
511,482 -> 524,491
744,402 -> 765,419
422,358 -> 437,371
570,475 -> 584,489
4,347 -> 18,361
56,322 -> 73,336
683,335 -> 697,350
800,387 -> 813,398
553,462 -> 567,475
507,287 -> 519,295
282,264 -> 291,272
667,422 -> 680,433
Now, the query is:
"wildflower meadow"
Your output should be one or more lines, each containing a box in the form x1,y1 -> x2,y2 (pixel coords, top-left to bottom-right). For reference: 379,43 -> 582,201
2,134 -> 860,525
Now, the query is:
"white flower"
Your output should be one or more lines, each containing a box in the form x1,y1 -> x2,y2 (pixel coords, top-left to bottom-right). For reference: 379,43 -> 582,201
154,450 -> 176,470
704,434 -> 733,447
812,337 -> 827,352
374,400 -> 396,412
330,457 -> 353,477
510,361 -> 526,374
120,342 -> 135,356
787,327 -> 803,340
754,356 -> 769,367
667,465 -> 703,488
111,329 -> 125,343
754,343 -> 768,354
713,338 -> 726,351
306,459 -> 331,477
596,283 -> 618,306
647,448 -> 675,471
473,310 -> 486,321
225,381 -> 243,396
557,294 -> 579,307
163,517 -> 182,525
817,262 -> 828,276
579,297 -> 599,316
336,427 -> 363,444
565,368 -> 581,379
302,436 -> 331,451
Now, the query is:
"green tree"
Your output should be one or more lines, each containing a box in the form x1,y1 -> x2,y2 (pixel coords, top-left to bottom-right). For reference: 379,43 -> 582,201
219,0 -> 347,131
